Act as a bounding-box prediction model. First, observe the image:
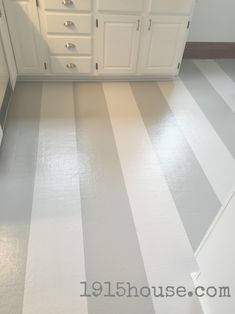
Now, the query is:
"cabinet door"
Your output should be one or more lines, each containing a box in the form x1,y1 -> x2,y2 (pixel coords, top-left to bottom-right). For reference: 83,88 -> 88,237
149,0 -> 193,15
3,0 -> 47,74
96,15 -> 141,75
97,0 -> 144,13
139,16 -> 189,75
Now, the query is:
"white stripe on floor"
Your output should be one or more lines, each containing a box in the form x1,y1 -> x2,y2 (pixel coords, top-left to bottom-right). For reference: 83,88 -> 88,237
103,82 -> 201,314
158,79 -> 235,203
194,60 -> 235,113
22,83 -> 88,314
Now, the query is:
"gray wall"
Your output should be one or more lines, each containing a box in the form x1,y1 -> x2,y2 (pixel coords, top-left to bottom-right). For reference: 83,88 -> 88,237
188,0 -> 235,42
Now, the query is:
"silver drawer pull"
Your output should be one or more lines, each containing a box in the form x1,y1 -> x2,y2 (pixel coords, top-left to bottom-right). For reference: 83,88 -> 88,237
62,0 -> 73,5
65,43 -> 76,49
64,21 -> 74,27
66,63 -> 76,69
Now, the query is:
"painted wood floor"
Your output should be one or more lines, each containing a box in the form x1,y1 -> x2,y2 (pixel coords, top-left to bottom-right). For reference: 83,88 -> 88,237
0,59 -> 235,313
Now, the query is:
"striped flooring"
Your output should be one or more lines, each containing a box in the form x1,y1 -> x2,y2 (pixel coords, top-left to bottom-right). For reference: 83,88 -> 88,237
0,59 -> 235,313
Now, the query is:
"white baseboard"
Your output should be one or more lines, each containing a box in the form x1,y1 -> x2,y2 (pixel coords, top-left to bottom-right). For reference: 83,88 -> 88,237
17,74 -> 178,82
195,186 -> 235,258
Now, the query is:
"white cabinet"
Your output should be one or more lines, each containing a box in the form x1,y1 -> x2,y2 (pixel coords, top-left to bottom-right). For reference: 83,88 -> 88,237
3,0 -> 47,74
96,15 -> 141,74
149,0 -> 193,15
97,0 -> 144,13
139,16 -> 189,75
38,0 -> 93,75
3,0 -> 194,78
96,15 -> 190,76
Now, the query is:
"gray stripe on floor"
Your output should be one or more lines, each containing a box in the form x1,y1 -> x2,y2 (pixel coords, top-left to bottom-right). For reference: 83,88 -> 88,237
73,83 -> 155,314
180,59 -> 235,159
0,82 -> 42,314
130,82 -> 221,251
216,59 -> 235,83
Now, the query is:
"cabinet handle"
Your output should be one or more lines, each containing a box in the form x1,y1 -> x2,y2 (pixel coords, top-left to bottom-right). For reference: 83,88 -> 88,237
148,19 -> 152,31
136,19 -> 140,31
66,63 -> 76,69
65,43 -> 76,49
64,21 -> 74,27
62,0 -> 73,5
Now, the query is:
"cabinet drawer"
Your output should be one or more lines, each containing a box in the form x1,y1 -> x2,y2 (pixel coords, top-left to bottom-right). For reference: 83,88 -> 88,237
47,36 -> 92,55
43,0 -> 91,11
97,0 -> 144,12
46,14 -> 91,34
149,0 -> 193,15
50,56 -> 92,74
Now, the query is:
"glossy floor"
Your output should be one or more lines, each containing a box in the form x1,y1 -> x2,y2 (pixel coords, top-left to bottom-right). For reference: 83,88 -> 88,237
1,59 -> 235,314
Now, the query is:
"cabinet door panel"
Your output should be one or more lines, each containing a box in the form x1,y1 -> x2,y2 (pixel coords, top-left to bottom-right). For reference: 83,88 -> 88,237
97,0 -> 144,13
3,0 -> 46,74
139,16 -> 188,75
96,15 -> 141,74
149,0 -> 193,15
